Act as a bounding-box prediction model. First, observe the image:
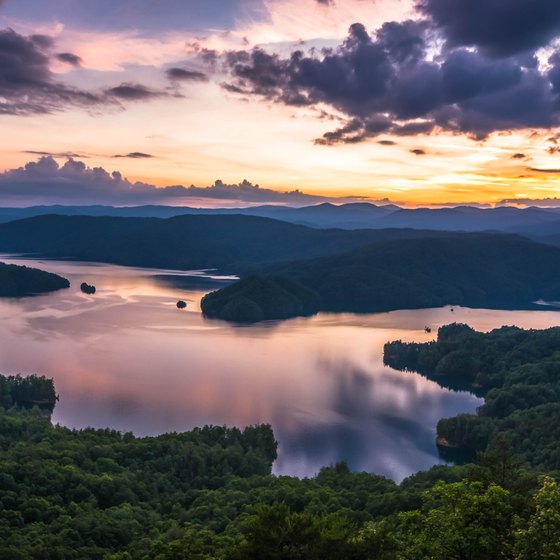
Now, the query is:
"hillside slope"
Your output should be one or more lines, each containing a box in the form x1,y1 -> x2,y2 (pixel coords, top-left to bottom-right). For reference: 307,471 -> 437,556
202,233 -> 560,321
0,262 -> 69,297
0,214 -> 444,273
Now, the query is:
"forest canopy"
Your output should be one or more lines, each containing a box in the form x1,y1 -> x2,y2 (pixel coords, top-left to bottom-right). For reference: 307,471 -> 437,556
385,324 -> 560,470
1,372 -> 559,559
202,233 -> 560,322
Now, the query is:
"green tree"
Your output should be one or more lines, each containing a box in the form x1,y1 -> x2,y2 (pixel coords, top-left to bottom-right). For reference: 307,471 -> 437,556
516,477 -> 560,560
397,481 -> 514,560
228,502 -> 359,560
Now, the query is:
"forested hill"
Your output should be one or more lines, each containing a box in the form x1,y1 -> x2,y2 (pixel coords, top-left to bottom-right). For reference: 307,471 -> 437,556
0,214 -> 443,273
3,374 -> 560,558
201,233 -> 560,322
384,324 -> 560,471
0,261 -> 69,297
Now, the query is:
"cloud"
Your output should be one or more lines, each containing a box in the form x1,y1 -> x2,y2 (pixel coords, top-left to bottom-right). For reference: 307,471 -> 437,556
315,0 -> 334,5
113,152 -> 155,159
106,83 -> 165,101
0,28 -> 102,115
497,197 -> 560,208
511,153 -> 527,159
56,52 -> 82,66
24,150 -> 89,158
529,167 -> 560,173
222,19 -> 560,144
0,156 -> 359,206
416,0 -> 560,57
165,67 -> 208,81
378,140 -> 397,146
0,28 -> 174,115
410,148 -> 426,155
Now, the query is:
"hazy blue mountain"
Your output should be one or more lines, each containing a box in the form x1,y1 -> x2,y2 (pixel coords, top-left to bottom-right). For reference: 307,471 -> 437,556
0,205 -> 201,222
236,202 -> 401,228
376,205 -> 560,232
2,202 -> 560,233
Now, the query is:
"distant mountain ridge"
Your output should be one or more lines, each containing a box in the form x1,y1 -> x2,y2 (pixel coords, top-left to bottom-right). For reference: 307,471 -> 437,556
1,203 -> 560,236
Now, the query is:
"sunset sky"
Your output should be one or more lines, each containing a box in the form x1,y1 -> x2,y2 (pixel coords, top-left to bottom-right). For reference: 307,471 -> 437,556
2,0 -> 560,207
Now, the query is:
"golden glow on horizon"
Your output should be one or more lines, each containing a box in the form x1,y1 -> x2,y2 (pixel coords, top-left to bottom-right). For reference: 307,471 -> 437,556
1,0 -> 560,207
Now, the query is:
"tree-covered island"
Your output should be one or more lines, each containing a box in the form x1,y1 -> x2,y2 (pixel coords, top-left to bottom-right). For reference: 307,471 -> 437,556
0,262 -> 69,297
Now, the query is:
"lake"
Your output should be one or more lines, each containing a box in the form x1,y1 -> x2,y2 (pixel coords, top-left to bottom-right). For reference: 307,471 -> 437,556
1,256 -> 559,481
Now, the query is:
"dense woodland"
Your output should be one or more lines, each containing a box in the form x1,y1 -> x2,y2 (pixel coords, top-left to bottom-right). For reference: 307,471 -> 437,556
200,276 -> 320,323
385,324 -> 560,470
201,233 -> 560,322
1,374 -> 559,559
0,262 -> 69,297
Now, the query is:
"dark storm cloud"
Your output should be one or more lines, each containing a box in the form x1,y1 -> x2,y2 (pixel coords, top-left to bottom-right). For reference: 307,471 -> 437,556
376,20 -> 428,65
113,152 -> 155,159
416,0 -> 560,57
165,67 -> 208,81
225,22 -> 396,118
30,34 -> 54,49
0,28 -> 101,115
223,19 -> 560,144
0,28 -> 169,115
0,156 -> 347,205
56,52 -> 82,66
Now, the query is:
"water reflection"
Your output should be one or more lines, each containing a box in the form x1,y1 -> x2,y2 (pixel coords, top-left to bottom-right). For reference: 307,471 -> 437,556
0,256 -> 559,480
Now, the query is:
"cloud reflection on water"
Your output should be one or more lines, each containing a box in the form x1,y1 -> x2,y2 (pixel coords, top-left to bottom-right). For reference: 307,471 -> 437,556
1,257 -> 559,480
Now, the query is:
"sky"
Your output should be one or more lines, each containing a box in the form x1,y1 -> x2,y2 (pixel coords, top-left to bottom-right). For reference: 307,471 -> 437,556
1,0 -> 560,207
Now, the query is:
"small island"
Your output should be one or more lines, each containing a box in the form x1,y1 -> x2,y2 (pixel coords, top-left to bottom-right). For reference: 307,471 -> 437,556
80,282 -> 96,294
0,261 -> 69,297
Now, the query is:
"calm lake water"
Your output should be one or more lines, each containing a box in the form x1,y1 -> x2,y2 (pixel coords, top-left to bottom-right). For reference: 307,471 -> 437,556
1,256 -> 560,481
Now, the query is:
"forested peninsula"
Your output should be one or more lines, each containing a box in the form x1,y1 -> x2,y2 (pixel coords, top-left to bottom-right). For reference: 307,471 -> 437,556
2,369 -> 560,559
0,262 -> 69,297
201,233 -> 560,322
385,324 -> 560,470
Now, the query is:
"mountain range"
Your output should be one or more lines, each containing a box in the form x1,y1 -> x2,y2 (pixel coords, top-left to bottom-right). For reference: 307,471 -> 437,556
2,203 -> 560,236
